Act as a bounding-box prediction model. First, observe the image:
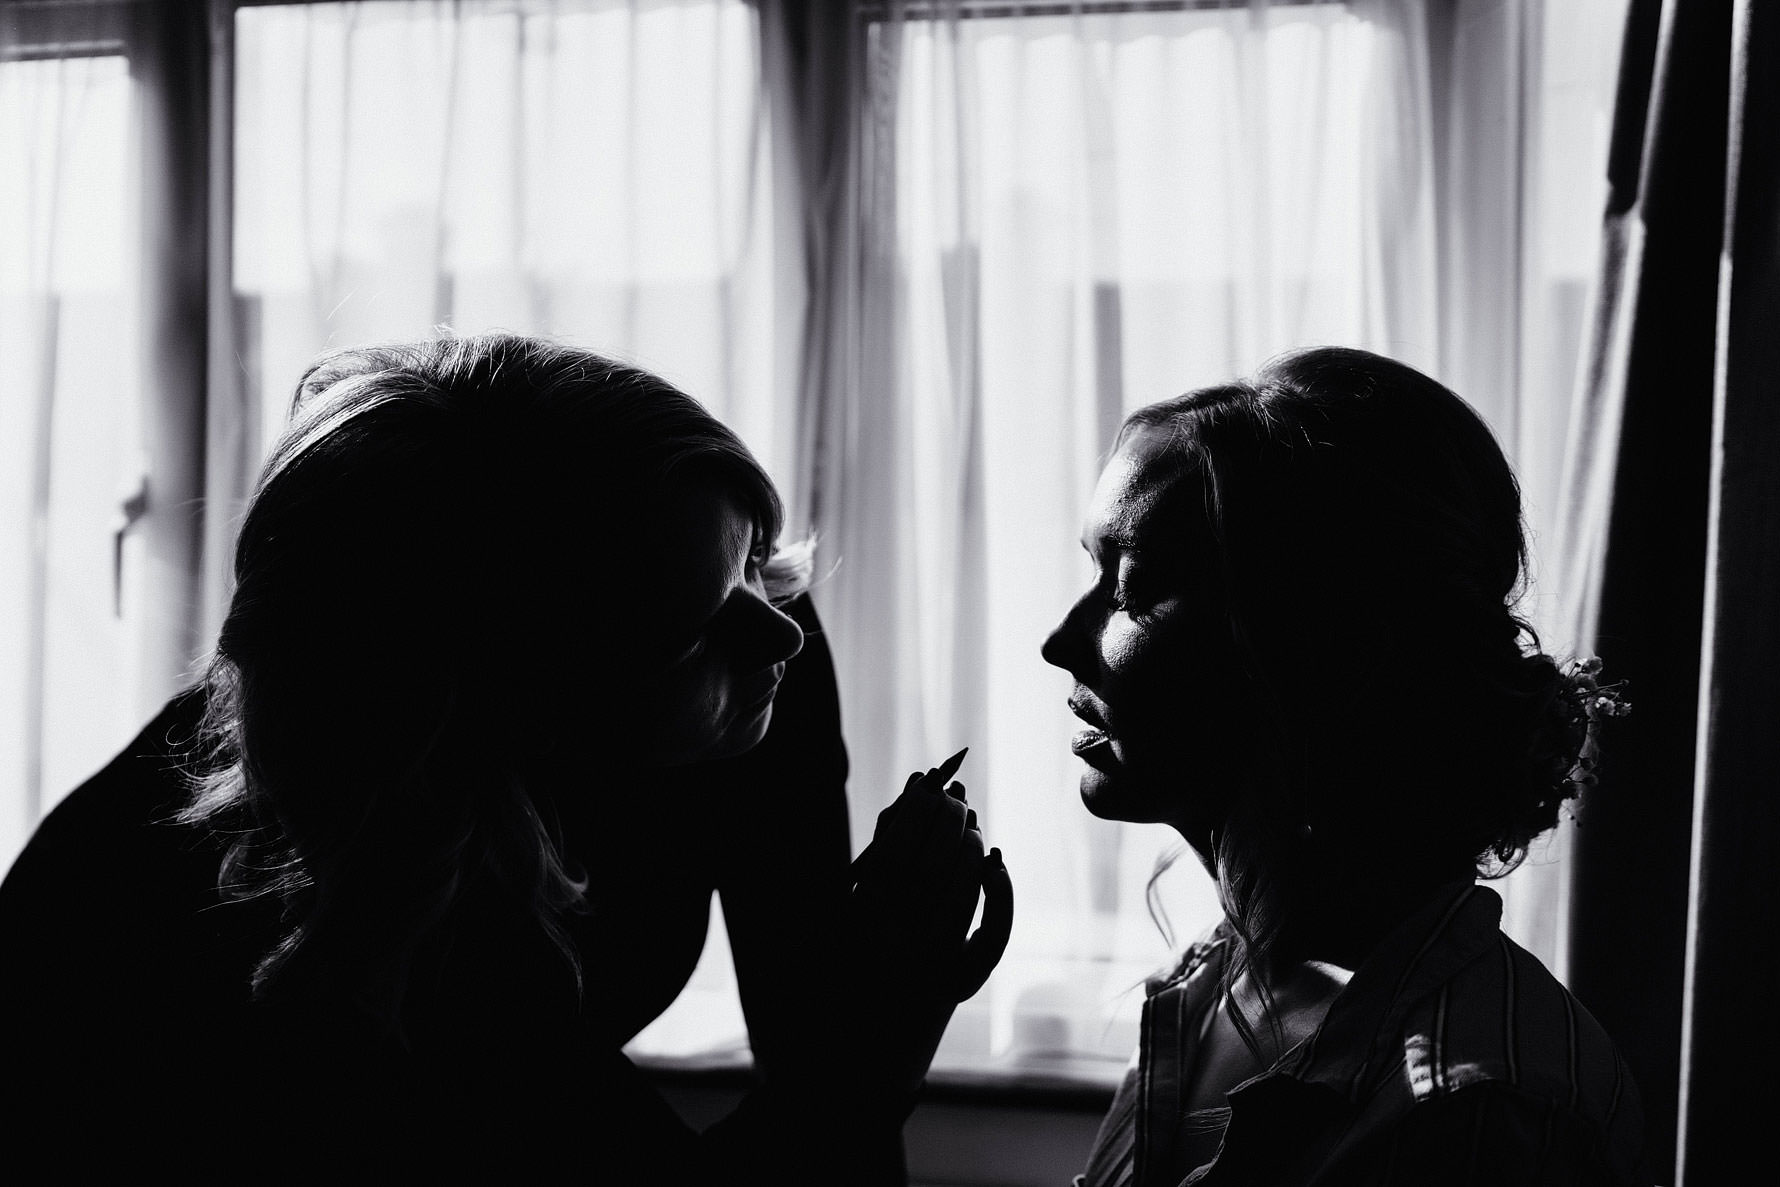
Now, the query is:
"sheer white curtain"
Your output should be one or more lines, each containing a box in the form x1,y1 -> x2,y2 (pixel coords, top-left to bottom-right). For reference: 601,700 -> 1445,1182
0,8 -> 145,873
1437,0 -> 1632,976
217,0 -> 792,626
814,0 -> 1628,1078
2,0 -> 1635,1083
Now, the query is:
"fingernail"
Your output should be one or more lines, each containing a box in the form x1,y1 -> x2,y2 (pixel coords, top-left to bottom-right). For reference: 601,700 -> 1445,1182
965,808 -> 978,830
936,746 -> 969,783
988,847 -> 1004,869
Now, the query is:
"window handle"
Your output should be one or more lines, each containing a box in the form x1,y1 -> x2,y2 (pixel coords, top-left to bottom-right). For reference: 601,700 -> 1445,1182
114,472 -> 149,618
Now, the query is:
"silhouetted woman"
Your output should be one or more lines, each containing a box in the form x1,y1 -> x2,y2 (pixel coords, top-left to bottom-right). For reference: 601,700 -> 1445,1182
1,334 -> 1009,1184
1044,347 -> 1645,1186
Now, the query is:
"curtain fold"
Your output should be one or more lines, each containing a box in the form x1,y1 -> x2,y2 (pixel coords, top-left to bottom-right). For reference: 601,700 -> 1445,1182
1676,2 -> 1778,1181
199,0 -> 242,647
1436,0 -> 1636,979
1555,0 -> 1778,1178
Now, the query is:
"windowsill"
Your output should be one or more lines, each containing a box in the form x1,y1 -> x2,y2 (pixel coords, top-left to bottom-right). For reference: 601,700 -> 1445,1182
639,1051 -> 1117,1185
634,1050 -> 1121,1111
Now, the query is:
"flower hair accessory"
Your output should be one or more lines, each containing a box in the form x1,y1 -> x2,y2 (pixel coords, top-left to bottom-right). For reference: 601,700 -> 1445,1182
1559,655 -> 1631,793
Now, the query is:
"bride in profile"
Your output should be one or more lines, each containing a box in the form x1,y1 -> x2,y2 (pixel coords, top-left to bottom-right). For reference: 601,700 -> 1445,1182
1045,346 -> 1647,1186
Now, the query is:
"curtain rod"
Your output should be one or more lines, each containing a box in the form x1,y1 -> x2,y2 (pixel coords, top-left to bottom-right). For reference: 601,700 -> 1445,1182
860,0 -> 1327,19
0,0 -> 145,10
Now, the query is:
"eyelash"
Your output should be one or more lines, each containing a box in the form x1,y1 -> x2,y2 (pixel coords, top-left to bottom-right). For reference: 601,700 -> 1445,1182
1098,571 -> 1138,614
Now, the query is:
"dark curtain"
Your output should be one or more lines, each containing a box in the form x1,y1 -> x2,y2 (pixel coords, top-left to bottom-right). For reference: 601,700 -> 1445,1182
1563,1 -> 1778,1182
1672,1 -> 1780,1183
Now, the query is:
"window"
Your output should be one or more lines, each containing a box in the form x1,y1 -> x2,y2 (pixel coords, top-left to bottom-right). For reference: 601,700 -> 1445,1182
2,0 -> 1630,1090
1,35 -> 139,863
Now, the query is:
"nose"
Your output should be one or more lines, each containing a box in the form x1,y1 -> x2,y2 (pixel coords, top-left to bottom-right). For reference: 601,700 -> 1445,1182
750,595 -> 805,667
1041,598 -> 1085,674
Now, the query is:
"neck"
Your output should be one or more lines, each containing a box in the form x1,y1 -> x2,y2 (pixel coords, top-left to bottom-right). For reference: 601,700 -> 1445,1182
1276,864 -> 1469,974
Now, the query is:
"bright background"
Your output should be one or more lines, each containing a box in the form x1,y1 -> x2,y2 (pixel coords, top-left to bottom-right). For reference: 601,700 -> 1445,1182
1,0 -> 1629,1088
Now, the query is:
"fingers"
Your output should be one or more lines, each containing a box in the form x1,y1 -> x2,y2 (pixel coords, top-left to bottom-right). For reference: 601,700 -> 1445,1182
936,805 -> 986,942
850,769 -> 924,885
865,758 -> 965,854
954,848 -> 1013,1001
851,750 -> 995,980
870,769 -> 926,835
933,747 -> 969,793
852,764 -> 961,889
844,752 -> 1010,1008
868,760 -> 968,884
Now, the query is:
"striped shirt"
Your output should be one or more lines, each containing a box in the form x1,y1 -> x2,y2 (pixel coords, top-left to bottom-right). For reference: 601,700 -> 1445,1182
1077,883 -> 1650,1186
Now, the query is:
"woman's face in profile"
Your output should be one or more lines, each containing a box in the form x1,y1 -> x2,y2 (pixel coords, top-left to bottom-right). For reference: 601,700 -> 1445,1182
1041,425 -> 1250,842
638,482 -> 804,767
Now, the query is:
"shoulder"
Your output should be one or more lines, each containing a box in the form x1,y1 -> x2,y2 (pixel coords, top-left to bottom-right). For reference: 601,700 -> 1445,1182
0,688 -> 262,1040
1403,931 -> 1637,1116
1,688 -> 216,919
1329,1079 -> 1652,1187
1382,931 -> 1648,1184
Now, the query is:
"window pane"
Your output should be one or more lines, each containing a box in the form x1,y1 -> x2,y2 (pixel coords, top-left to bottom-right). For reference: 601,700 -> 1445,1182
0,53 -> 139,869
232,0 -> 780,472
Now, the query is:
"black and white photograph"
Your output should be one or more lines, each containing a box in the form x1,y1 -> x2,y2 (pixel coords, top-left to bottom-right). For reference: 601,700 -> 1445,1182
1,1 -> 1771,1183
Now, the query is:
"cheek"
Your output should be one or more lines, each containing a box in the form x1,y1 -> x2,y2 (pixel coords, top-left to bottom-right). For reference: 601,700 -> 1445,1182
1101,622 -> 1151,678
1102,617 -> 1190,708
646,660 -> 728,753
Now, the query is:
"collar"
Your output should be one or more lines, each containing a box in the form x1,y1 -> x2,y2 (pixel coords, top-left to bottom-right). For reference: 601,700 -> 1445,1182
1134,883 -> 1507,1186
1146,881 -> 1500,1105
1276,881 -> 1500,1102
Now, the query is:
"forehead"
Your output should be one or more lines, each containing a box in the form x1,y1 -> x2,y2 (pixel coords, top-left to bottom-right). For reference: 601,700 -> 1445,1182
1085,425 -> 1194,550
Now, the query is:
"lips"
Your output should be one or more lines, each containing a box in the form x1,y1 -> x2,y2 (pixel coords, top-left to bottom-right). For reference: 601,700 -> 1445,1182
1067,694 -> 1113,759
1070,729 -> 1109,756
1068,694 -> 1109,732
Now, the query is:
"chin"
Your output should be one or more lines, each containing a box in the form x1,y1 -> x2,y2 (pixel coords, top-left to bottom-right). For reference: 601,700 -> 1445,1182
1078,769 -> 1141,822
1077,765 -> 1183,826
705,702 -> 776,763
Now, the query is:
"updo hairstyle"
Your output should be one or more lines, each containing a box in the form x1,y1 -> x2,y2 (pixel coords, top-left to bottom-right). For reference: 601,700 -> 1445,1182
1124,347 -> 1610,897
